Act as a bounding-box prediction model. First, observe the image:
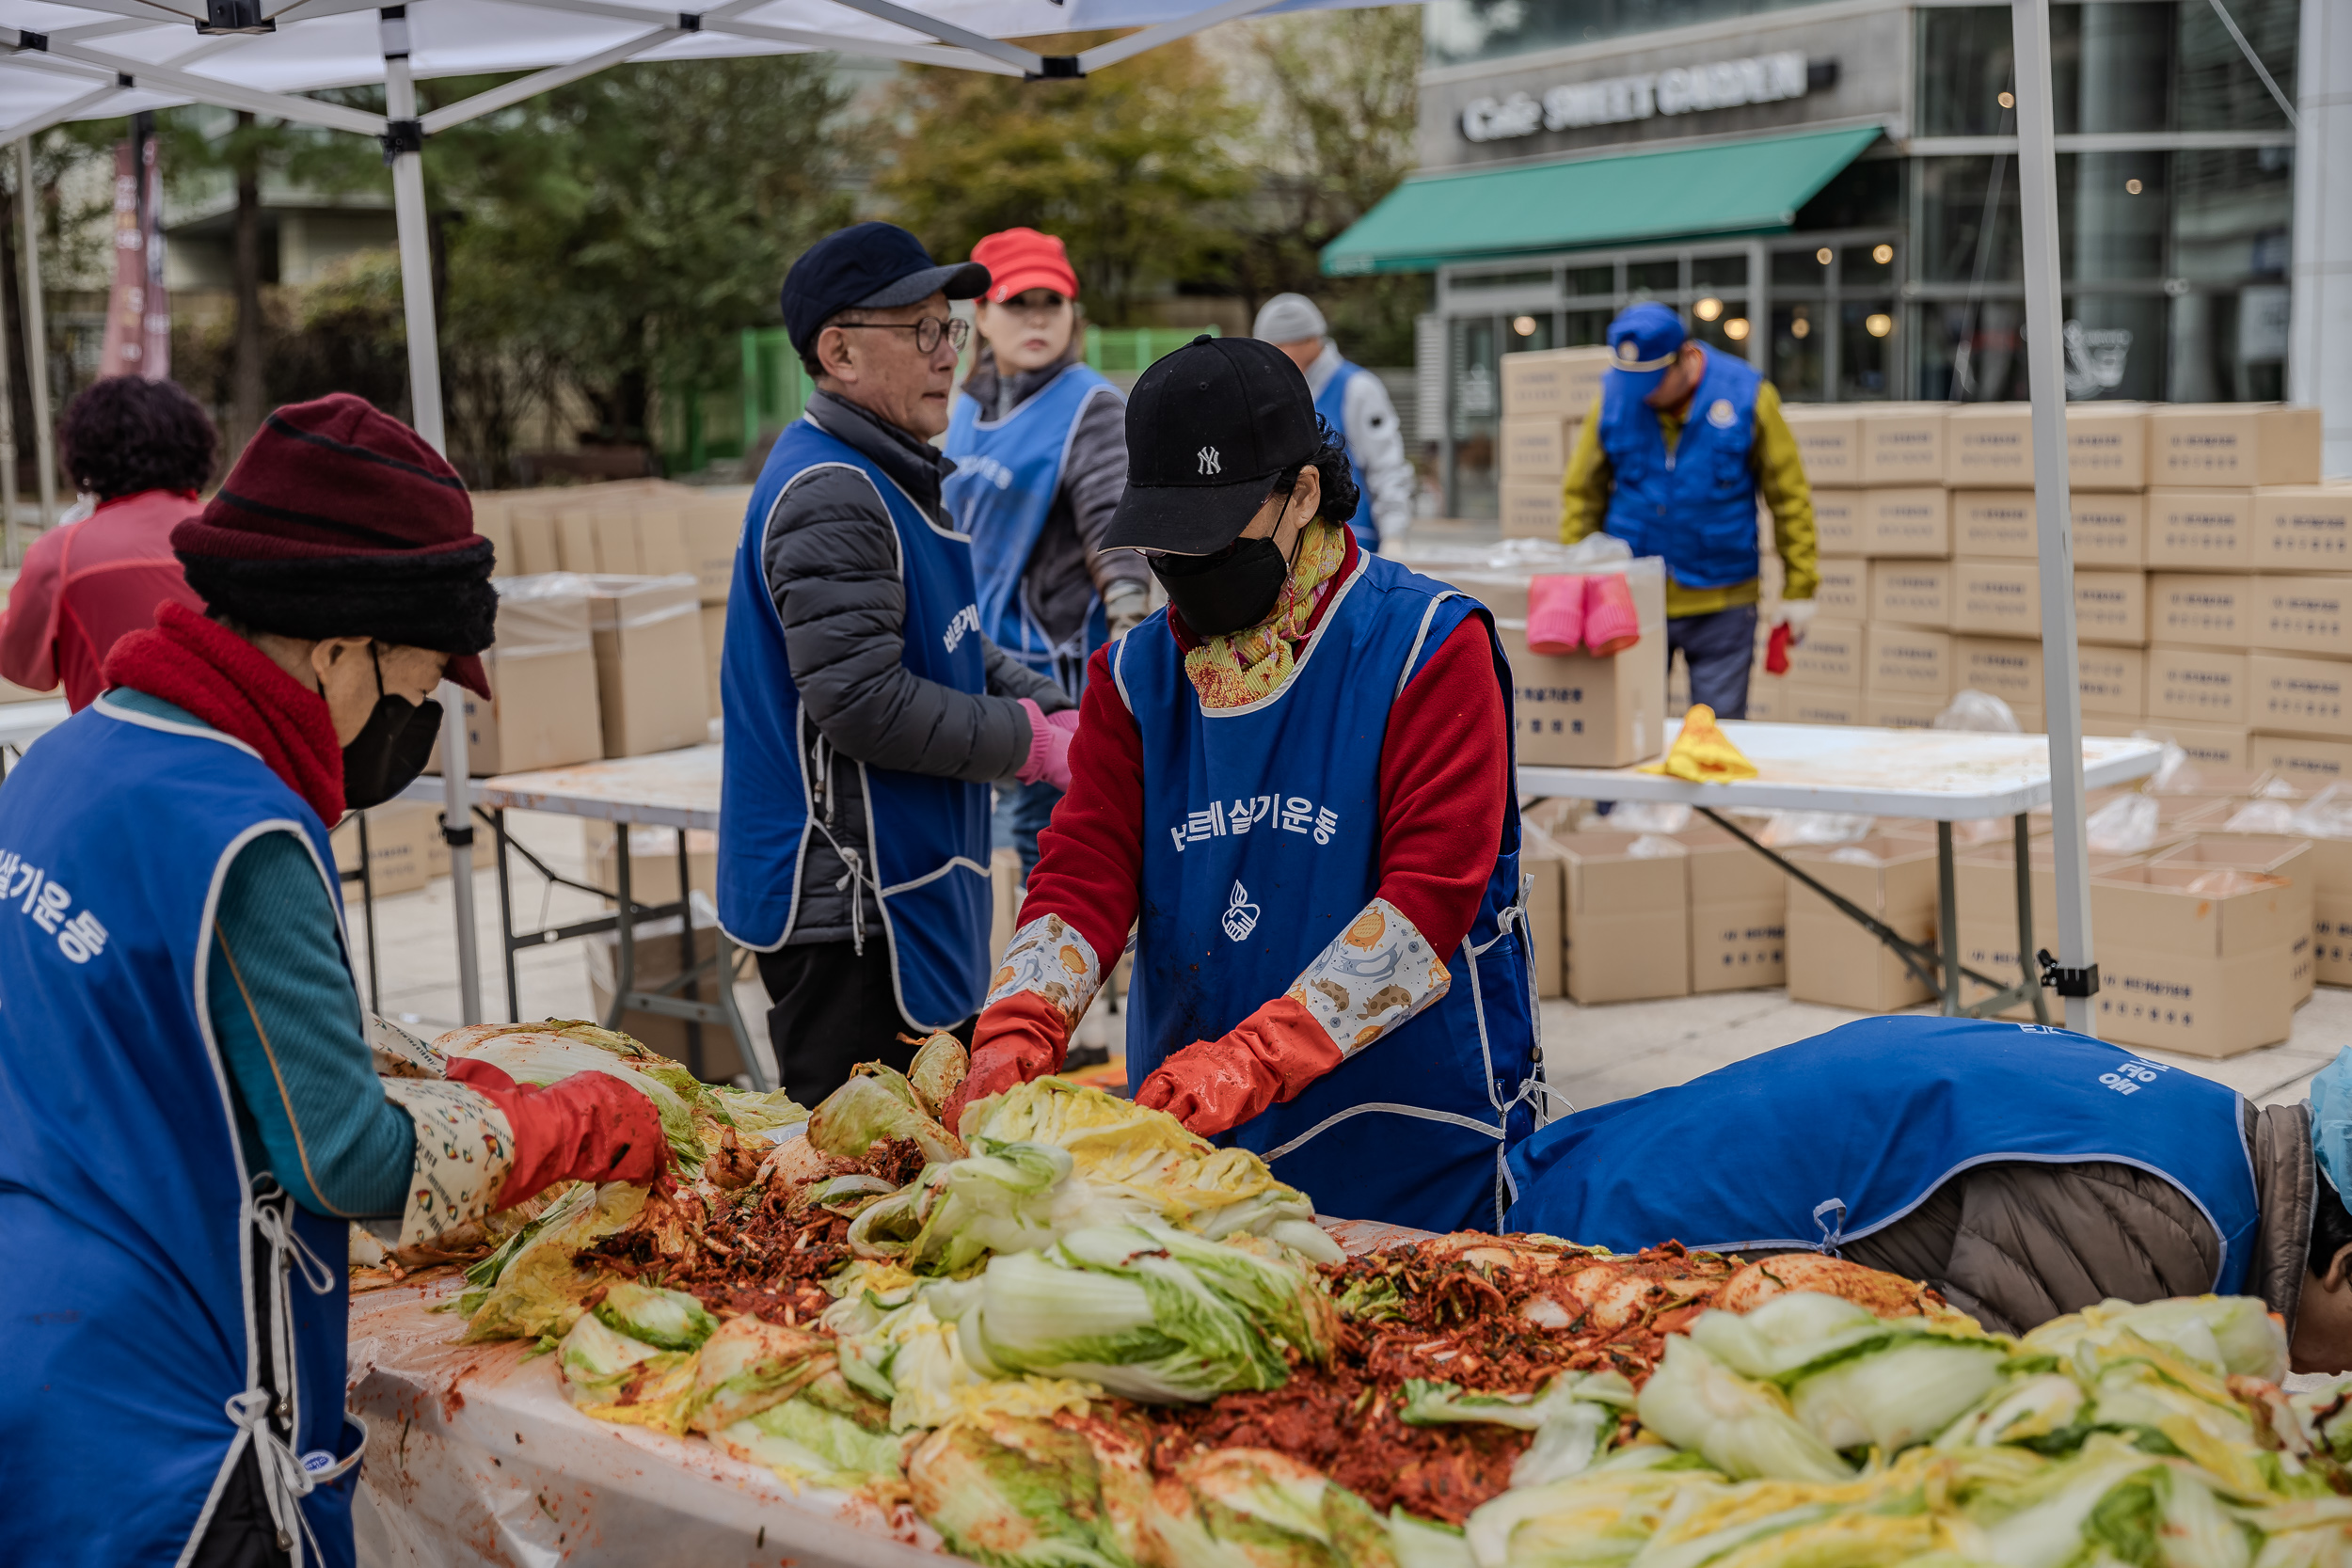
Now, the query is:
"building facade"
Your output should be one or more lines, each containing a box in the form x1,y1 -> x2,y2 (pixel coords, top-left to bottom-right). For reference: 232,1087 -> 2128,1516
1334,0 -> 2302,517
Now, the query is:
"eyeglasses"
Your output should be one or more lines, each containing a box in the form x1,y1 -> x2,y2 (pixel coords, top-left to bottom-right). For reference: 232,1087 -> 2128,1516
831,316 -> 971,355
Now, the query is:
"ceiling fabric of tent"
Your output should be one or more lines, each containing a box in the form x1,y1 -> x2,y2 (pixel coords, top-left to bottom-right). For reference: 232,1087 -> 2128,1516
0,0 -> 1364,137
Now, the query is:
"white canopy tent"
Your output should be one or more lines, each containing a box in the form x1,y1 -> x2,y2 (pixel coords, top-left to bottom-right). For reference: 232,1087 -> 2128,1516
0,0 -> 2104,1034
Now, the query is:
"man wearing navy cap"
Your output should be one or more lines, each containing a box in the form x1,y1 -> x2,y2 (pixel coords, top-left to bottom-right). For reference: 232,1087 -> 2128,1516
1558,301 -> 1817,719
718,221 -> 1080,1102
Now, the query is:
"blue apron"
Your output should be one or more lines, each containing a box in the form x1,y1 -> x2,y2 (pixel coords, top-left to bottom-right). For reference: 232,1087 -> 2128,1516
1312,359 -> 1381,555
1118,547 -> 1537,1232
1598,344 -> 1762,593
718,415 -> 994,1031
945,363 -> 1121,701
1506,1016 -> 2261,1293
0,697 -> 363,1567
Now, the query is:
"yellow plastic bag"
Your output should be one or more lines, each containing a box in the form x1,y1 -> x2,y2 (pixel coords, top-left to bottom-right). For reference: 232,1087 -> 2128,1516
1639,705 -> 1757,783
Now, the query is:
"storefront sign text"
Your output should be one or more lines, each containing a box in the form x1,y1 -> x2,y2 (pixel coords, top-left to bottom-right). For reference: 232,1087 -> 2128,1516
1460,51 -> 1820,143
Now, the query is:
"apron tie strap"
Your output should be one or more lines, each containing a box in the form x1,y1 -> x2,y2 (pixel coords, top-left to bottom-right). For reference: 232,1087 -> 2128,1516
1813,1197 -> 1849,1256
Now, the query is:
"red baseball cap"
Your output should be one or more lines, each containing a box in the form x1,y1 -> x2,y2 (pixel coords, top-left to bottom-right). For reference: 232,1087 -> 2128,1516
971,228 -> 1079,304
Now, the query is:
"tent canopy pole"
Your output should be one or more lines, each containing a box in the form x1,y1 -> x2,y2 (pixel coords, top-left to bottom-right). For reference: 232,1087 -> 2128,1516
2010,0 -> 2097,1035
382,7 -> 484,1025
15,139 -> 55,529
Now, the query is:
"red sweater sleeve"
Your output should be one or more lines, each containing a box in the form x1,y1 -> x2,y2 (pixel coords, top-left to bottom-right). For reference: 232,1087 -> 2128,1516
1375,616 -> 1508,961
0,531 -> 63,693
1018,642 -> 1144,969
1018,616 -> 1508,978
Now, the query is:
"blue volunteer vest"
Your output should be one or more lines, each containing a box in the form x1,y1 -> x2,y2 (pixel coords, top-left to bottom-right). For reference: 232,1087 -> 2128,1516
718,415 -> 993,1031
0,697 -> 363,1567
1118,547 -> 1536,1232
945,363 -> 1121,700
1506,1016 -> 2261,1293
1312,360 -> 1381,554
1599,344 -> 1762,593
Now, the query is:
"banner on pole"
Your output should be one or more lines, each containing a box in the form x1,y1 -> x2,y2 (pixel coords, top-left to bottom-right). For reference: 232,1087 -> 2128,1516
96,116 -> 169,381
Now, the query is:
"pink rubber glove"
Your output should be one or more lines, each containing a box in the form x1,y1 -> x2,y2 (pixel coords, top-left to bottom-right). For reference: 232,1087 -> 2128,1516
1015,699 -> 1079,792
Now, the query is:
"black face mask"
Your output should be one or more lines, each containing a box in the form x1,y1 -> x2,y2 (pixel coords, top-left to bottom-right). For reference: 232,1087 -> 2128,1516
338,648 -> 444,812
1150,534 -> 1295,640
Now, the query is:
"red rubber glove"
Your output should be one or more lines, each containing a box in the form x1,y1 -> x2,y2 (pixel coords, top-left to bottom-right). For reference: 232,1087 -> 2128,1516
445,1057 -> 667,1207
944,990 -> 1068,1134
1133,996 -> 1343,1138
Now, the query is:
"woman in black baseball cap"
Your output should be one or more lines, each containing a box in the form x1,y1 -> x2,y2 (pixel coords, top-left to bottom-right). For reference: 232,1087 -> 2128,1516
944,336 -> 1542,1235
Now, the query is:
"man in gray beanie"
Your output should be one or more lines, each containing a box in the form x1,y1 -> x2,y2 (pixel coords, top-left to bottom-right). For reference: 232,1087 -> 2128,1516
1253,293 -> 1413,553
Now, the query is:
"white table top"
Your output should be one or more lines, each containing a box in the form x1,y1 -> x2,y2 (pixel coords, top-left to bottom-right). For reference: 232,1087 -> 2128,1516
0,697 -> 71,751
460,743 -> 722,830
1518,721 -> 2166,820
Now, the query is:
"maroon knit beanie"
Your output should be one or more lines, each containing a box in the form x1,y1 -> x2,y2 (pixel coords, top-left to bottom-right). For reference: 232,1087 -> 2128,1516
173,393 -> 495,697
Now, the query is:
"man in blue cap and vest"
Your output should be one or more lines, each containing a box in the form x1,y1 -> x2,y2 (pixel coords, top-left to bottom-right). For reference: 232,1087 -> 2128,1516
720,222 -> 1080,1105
1560,301 -> 1818,719
1508,1016 -> 2352,1374
1254,293 -> 1414,555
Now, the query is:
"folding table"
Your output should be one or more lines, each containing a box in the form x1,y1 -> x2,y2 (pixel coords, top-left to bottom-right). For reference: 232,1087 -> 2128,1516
439,745 -> 763,1087
1518,721 -> 2167,1020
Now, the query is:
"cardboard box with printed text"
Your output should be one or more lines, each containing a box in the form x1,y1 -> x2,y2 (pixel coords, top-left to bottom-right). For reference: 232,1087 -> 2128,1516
2091,861 -> 2303,1056
1865,624 -> 1951,696
330,802 -> 444,900
1812,556 -> 1867,619
2148,833 -> 2315,1003
586,574 -> 711,758
1940,402 -> 2150,491
1500,563 -> 1668,768
2148,574 -> 2255,649
2148,490 -> 2259,571
1677,823 -> 1786,992
2145,404 -> 2324,488
1500,480 -> 1564,540
1855,405 -> 1947,486
1784,836 -> 1940,1011
2147,645 -> 2250,727
435,573 -> 605,777
1869,561 -> 1952,628
2249,654 -> 2352,740
2252,576 -> 2352,658
1501,415 -> 1579,480
1499,346 -> 1611,419
1780,406 -> 1861,485
1788,616 -> 1864,689
1811,490 -> 1866,557
1859,488 -> 1949,558
2253,486 -> 2352,572
1556,831 -> 1689,1004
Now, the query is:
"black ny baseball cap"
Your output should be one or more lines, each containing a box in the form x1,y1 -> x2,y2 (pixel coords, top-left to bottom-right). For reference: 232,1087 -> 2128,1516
1104,334 -> 1319,557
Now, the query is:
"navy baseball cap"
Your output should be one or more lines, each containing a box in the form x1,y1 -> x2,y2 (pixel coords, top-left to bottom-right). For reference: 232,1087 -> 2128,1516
1104,335 -> 1320,557
1606,301 -> 1689,396
781,222 -> 990,359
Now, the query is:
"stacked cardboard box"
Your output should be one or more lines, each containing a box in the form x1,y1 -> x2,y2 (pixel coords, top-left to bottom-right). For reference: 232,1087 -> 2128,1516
1495,348 -> 1613,541
1754,402 -> 2336,755
329,801 -> 446,899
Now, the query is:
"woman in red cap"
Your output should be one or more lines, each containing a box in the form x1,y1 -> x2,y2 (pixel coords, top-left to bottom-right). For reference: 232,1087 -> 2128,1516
946,228 -> 1141,893
0,394 -> 663,1568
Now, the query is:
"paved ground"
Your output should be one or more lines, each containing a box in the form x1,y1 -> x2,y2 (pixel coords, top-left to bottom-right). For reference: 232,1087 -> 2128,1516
359,811 -> 2345,1112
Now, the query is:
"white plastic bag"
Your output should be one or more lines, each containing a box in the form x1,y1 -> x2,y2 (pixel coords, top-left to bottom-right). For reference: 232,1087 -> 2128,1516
2141,739 -> 2196,794
1605,800 -> 1694,834
1827,846 -> 1883,865
1932,689 -> 2021,734
1559,531 -> 1634,568
1756,811 -> 1875,847
2222,800 -> 2296,834
2289,783 -> 2352,842
2086,793 -> 2161,854
1626,833 -> 1684,859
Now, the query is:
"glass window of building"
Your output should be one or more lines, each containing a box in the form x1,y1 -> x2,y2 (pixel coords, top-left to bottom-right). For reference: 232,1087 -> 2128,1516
1408,0 -> 2304,515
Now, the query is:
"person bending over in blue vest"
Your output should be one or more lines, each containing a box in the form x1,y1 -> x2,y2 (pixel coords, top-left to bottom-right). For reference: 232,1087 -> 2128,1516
1508,1015 -> 2352,1374
1254,293 -> 1414,555
0,393 -> 665,1568
719,222 -> 1080,1107
942,335 -> 1539,1235
1560,301 -> 1820,719
946,226 -> 1140,888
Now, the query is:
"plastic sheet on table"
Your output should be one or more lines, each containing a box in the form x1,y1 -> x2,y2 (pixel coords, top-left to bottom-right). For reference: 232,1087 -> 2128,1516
1755,810 -> 1875,847
2086,792 -> 2162,854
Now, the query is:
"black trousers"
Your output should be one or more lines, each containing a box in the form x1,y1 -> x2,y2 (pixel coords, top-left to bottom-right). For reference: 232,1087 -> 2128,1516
756,940 -> 972,1106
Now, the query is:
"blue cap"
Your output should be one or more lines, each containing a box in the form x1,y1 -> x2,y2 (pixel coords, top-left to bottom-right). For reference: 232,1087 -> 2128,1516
1606,301 -> 1689,396
2312,1047 -> 2352,1199
781,221 -> 990,359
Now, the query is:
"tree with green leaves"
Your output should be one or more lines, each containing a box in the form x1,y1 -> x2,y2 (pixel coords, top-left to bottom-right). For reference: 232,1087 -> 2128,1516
873,38 -> 1252,325
1219,6 -> 1425,363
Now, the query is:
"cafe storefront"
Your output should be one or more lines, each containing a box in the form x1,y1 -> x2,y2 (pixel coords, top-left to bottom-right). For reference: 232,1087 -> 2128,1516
1330,0 -> 2302,516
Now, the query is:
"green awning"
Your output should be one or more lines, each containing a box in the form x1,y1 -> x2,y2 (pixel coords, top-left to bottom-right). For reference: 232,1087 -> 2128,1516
1322,125 -> 1884,276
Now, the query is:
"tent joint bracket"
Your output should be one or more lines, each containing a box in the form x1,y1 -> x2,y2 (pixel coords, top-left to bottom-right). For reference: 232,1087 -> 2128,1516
677,10 -> 703,29
1028,55 -> 1082,79
14,29 -> 49,51
2036,950 -> 2100,999
380,119 -> 424,164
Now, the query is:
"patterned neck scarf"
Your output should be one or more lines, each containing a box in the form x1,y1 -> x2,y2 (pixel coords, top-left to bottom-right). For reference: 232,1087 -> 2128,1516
1183,519 -> 1350,709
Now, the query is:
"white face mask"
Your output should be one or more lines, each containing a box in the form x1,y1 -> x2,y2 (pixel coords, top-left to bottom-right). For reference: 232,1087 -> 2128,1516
56,493 -> 97,528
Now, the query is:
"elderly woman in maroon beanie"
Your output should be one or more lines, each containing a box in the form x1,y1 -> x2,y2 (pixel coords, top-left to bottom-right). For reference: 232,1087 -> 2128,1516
0,393 -> 663,1568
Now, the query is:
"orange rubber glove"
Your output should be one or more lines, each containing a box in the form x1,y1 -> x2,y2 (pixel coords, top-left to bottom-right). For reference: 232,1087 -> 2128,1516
944,990 -> 1069,1134
445,1057 -> 667,1207
1133,995 -> 1344,1138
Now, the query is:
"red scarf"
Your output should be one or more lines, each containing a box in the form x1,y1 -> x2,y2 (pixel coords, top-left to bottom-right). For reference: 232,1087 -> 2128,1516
103,602 -> 347,822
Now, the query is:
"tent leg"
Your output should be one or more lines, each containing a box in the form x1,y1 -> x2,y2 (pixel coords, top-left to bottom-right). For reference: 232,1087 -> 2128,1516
15,140 -> 56,531
2011,0 -> 2097,1037
384,16 -> 482,1025
0,172 -> 15,570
